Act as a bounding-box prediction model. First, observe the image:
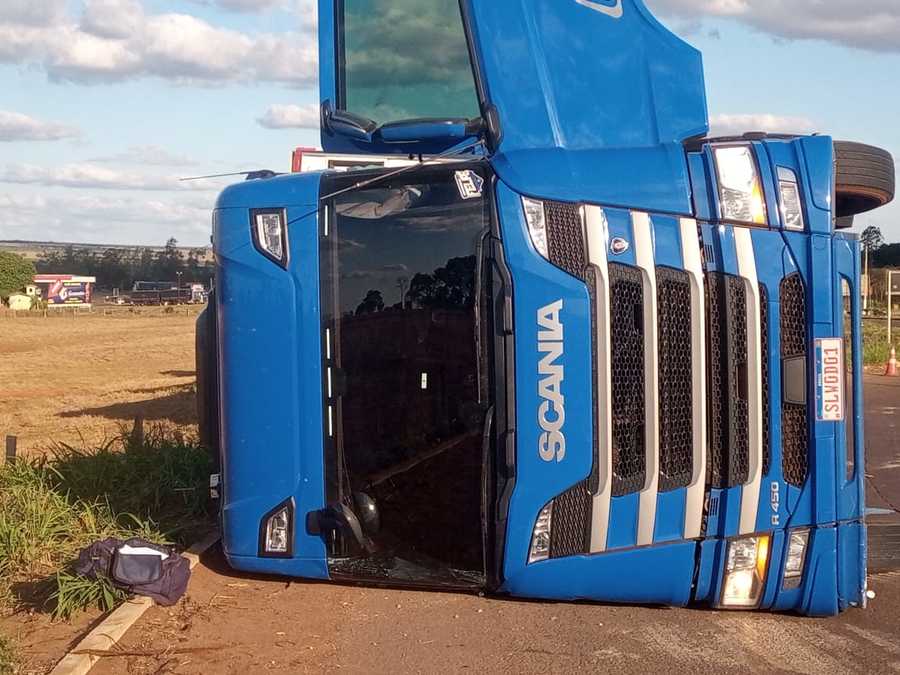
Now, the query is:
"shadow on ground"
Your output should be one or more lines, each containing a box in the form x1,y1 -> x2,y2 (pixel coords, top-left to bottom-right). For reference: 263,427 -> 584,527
58,383 -> 198,426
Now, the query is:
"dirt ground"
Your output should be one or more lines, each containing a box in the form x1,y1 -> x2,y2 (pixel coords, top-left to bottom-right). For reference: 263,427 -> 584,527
0,309 -> 201,456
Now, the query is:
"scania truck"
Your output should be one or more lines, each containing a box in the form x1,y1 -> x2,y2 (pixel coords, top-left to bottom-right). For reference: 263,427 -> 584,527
196,0 -> 895,615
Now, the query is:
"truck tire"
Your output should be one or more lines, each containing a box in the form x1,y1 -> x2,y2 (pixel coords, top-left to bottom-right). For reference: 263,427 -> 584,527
834,141 -> 895,218
195,294 -> 220,474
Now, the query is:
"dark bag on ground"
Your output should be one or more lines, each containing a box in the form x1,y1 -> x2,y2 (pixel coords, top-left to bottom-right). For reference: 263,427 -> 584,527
75,537 -> 191,606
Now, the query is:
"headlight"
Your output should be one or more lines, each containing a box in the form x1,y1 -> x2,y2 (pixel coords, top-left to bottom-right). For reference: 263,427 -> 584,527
778,167 -> 805,231
251,208 -> 288,267
720,535 -> 770,608
262,500 -> 293,556
528,501 -> 554,564
783,529 -> 810,590
522,197 -> 549,259
714,145 -> 767,225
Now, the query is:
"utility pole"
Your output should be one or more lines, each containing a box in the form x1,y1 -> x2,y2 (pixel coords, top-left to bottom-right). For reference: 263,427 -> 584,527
863,243 -> 869,315
397,277 -> 409,310
889,270 -> 897,347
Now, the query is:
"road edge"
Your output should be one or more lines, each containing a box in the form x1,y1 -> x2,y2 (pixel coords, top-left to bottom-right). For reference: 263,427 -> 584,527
49,531 -> 221,675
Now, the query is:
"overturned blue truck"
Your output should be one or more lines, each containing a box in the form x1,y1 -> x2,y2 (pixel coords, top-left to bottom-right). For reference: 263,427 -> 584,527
196,0 -> 896,615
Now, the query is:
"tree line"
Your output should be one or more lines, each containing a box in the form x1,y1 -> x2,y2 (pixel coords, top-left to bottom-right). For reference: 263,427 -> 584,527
862,225 -> 900,267
34,238 -> 214,290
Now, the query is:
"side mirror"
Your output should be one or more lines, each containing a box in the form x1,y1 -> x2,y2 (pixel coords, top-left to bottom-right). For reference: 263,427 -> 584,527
321,100 -> 377,143
306,501 -> 375,553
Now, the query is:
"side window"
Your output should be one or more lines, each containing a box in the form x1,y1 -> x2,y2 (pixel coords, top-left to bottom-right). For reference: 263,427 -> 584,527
338,0 -> 481,125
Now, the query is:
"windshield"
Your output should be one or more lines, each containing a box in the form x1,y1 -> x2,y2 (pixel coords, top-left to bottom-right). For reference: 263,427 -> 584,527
320,167 -> 489,583
338,0 -> 481,125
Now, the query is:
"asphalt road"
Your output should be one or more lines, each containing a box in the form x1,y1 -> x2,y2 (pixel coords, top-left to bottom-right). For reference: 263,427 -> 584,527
93,375 -> 900,675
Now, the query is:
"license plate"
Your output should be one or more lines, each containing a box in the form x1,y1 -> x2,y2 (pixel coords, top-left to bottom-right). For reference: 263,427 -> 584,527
815,338 -> 844,422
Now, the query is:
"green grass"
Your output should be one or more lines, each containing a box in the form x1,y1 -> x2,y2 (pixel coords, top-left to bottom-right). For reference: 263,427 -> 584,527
862,319 -> 894,367
0,429 -> 211,621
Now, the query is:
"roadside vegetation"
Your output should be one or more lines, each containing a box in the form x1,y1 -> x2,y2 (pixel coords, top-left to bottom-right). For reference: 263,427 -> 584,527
0,429 -> 212,622
862,319 -> 893,367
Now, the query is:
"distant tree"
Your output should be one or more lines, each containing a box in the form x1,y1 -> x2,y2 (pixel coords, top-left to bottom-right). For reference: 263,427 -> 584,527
861,225 -> 885,252
0,251 -> 36,299
873,243 -> 900,268
406,256 -> 476,310
356,289 -> 385,315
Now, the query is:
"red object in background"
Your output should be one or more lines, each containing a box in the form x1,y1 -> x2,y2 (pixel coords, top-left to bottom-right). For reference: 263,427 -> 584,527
291,147 -> 318,173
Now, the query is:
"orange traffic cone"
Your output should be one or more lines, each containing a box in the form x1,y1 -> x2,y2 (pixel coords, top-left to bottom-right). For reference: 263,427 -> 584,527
886,346 -> 899,377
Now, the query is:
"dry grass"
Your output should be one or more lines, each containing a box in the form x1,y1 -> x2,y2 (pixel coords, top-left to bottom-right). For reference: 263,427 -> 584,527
0,310 -> 201,456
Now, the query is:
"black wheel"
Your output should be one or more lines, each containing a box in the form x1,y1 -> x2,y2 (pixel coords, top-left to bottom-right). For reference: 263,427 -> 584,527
834,141 -> 895,218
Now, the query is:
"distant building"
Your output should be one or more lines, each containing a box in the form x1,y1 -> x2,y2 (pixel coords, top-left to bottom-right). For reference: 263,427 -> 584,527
6,294 -> 32,311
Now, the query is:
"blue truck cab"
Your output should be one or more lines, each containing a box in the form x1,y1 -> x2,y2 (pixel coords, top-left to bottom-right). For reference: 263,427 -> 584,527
197,0 -> 896,615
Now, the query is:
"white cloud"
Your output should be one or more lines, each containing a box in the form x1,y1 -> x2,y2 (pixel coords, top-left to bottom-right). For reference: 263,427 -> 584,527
0,110 -> 80,142
0,3 -> 318,86
709,113 -> 816,137
257,103 -> 320,129
0,0 -> 67,27
80,0 -> 144,40
90,145 -> 198,167
214,0 -> 284,12
0,191 -> 214,246
646,0 -> 900,53
0,163 -> 215,191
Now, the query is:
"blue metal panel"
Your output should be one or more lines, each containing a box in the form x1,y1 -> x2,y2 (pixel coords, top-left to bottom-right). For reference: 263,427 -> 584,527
502,542 -> 696,606
798,136 -> 835,221
607,494 -> 639,550
651,215 -> 682,268
687,152 -> 713,222
692,539 -> 724,605
800,526 -> 840,616
655,491 -> 687,543
837,521 -> 865,610
495,180 -> 595,582
464,0 -> 707,214
215,174 -> 329,580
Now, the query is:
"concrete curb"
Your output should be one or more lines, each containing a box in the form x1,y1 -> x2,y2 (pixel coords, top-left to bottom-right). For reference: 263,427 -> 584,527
49,531 -> 221,675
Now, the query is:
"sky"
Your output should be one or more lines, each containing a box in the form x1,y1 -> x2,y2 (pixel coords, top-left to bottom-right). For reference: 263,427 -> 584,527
0,0 -> 898,247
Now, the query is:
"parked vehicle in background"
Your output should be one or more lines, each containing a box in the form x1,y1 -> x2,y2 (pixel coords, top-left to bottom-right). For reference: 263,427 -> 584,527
197,0 -> 894,616
113,281 -> 208,306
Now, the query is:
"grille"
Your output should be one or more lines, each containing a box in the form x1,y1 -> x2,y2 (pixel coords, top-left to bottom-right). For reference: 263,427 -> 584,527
550,481 -> 592,558
609,263 -> 646,497
759,284 -> 771,477
545,201 -> 586,280
780,274 -> 809,487
705,273 -> 750,489
657,267 -> 694,492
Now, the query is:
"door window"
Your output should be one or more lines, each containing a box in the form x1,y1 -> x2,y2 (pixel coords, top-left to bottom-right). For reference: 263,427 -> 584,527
338,0 -> 481,125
